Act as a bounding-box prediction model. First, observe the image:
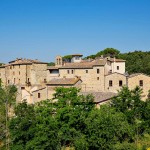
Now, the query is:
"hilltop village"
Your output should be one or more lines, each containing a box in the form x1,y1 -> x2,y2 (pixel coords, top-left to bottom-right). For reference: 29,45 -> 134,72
0,54 -> 150,105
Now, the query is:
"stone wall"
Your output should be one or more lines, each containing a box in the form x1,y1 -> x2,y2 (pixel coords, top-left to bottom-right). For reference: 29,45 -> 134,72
128,74 -> 150,99
31,64 -> 47,85
59,66 -> 105,92
105,73 -> 126,93
0,67 -> 6,85
111,61 -> 125,74
32,87 -> 47,103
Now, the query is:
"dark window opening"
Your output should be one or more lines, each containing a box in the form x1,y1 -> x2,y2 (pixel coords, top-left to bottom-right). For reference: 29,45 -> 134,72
119,80 -> 123,86
44,79 -> 47,83
97,77 -> 99,80
67,70 -> 70,74
117,66 -> 119,70
21,87 -> 25,90
38,93 -> 41,98
109,80 -> 113,87
72,70 -> 74,74
139,80 -> 143,86
97,69 -> 100,74
86,70 -> 88,73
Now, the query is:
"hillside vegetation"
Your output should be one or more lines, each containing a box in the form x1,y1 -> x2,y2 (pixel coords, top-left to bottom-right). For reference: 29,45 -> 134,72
85,48 -> 150,75
0,86 -> 150,150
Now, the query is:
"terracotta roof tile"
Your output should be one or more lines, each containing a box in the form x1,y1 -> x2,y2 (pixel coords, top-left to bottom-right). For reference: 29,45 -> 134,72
128,73 -> 150,78
46,77 -> 81,85
9,58 -> 47,65
60,59 -> 106,69
47,66 -> 58,70
81,92 -> 117,103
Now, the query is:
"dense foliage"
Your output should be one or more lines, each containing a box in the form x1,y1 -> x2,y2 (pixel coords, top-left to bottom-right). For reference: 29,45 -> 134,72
118,51 -> 150,75
62,55 -> 73,62
85,48 -> 150,75
5,87 -> 150,149
0,81 -> 17,150
47,62 -> 55,66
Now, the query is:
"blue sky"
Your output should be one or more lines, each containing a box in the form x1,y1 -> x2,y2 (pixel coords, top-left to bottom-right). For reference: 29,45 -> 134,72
0,0 -> 150,63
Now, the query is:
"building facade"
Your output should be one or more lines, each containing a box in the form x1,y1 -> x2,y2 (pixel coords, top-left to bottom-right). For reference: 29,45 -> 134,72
0,54 -> 150,103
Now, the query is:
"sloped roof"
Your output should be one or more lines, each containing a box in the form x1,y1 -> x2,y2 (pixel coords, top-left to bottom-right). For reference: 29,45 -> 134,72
9,58 -> 47,65
46,77 -> 81,85
110,58 -> 126,62
81,92 -> 117,103
128,73 -> 150,78
47,66 -> 58,70
71,54 -> 83,56
32,87 -> 46,93
105,72 -> 126,77
60,59 -> 107,69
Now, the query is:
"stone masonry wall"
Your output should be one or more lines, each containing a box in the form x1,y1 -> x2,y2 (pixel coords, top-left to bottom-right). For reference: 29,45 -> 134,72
105,73 -> 126,93
128,74 -> 150,99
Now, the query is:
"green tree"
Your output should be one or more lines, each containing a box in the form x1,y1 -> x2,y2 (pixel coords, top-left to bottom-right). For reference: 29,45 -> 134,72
118,51 -> 150,74
0,82 -> 17,150
96,48 -> 120,58
47,62 -> 55,66
9,100 -> 61,150
26,100 -> 61,150
110,86 -> 149,149
85,105 -> 133,150
63,55 -> 73,62
9,101 -> 36,150
54,87 -> 94,148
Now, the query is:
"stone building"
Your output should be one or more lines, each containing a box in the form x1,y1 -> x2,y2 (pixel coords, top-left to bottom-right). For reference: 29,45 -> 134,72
0,58 -> 48,103
0,54 -> 150,104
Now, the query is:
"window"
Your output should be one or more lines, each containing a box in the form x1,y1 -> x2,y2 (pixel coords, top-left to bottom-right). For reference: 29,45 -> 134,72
28,78 -> 30,83
75,56 -> 79,60
21,87 -> 25,90
97,69 -> 100,74
139,80 -> 143,86
109,80 -> 113,87
44,79 -> 47,83
67,70 -> 70,74
38,93 -> 41,98
117,66 -> 119,70
19,71 -> 20,75
119,80 -> 123,86
86,70 -> 88,73
10,66 -> 12,69
59,58 -> 61,65
57,59 -> 59,65
72,70 -> 74,74
97,77 -> 99,80
14,78 -> 15,84
8,80 -> 10,84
